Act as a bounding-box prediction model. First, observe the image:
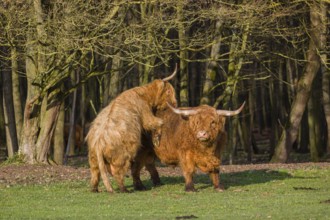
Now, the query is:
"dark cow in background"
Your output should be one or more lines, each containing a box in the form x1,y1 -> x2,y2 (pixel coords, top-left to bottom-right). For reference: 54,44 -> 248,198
86,67 -> 177,193
132,102 -> 245,192
64,124 -> 84,153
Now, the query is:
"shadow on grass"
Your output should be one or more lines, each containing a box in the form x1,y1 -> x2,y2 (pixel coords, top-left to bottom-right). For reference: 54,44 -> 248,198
138,169 -> 293,191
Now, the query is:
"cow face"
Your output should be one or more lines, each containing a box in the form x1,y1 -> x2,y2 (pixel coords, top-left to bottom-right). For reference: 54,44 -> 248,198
153,80 -> 177,110
150,65 -> 178,110
188,106 -> 226,145
167,102 -> 245,146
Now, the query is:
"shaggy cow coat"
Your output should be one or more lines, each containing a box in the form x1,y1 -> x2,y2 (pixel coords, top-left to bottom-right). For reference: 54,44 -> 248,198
86,79 -> 177,193
132,103 -> 244,192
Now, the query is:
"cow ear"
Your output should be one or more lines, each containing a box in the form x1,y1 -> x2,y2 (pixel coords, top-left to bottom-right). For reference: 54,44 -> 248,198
160,80 -> 166,90
181,114 -> 190,120
219,116 -> 226,125
154,80 -> 166,98
155,80 -> 165,91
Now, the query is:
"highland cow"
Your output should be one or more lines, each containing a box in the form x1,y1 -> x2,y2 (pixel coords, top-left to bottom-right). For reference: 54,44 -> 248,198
86,67 -> 177,193
132,102 -> 245,192
64,124 -> 84,153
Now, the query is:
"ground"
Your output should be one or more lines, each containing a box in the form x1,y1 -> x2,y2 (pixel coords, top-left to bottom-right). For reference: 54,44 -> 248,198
1,158 -> 330,186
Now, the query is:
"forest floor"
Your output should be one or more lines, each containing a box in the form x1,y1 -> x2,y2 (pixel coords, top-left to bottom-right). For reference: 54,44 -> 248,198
1,156 -> 330,186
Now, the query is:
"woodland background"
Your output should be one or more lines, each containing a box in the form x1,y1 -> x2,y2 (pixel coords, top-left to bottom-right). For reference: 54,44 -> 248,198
0,0 -> 329,165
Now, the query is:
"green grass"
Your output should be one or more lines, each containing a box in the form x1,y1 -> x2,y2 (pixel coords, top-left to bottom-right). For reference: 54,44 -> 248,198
1,168 -> 330,220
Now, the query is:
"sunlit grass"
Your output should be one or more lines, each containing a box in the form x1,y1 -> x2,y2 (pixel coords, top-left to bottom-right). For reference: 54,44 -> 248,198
1,168 -> 330,219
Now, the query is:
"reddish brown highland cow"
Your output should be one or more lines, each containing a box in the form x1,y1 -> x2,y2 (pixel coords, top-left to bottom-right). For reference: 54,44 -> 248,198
86,68 -> 177,193
132,102 -> 245,192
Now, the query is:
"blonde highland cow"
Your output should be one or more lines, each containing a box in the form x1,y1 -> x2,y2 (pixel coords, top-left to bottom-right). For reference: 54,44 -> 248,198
86,67 -> 177,193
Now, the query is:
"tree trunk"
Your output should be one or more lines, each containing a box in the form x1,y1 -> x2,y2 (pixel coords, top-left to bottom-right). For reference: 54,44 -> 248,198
109,55 -> 121,101
286,59 -> 296,105
36,97 -> 61,164
11,47 -> 23,144
0,83 -> 5,146
221,22 -> 249,163
19,30 -> 40,164
269,76 -> 278,159
68,71 -> 77,157
139,2 -> 154,85
308,92 -> 320,162
54,103 -> 65,164
201,20 -> 223,105
177,1 -> 189,107
298,110 -> 309,153
228,98 -> 239,165
320,2 -> 330,155
19,0 -> 45,163
2,56 -> 19,157
79,81 -> 87,149
271,2 -> 323,163
322,60 -> 330,154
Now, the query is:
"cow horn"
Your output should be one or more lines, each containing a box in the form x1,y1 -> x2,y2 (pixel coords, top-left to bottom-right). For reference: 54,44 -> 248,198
167,102 -> 199,116
162,64 -> 177,82
216,101 -> 245,116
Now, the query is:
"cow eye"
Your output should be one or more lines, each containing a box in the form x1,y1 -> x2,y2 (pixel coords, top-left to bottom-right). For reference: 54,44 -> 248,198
211,121 -> 216,128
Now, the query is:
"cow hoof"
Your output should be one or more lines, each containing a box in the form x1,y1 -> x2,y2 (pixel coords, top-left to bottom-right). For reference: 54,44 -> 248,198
134,185 -> 147,191
91,188 -> 99,193
120,188 -> 130,193
185,188 -> 197,192
215,188 -> 224,192
153,182 -> 162,187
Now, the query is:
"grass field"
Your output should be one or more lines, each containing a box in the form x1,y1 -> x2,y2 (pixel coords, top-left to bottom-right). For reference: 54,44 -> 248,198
1,166 -> 330,220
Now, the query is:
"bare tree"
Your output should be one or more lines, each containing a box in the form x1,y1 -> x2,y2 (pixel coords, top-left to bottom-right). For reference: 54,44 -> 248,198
271,0 -> 326,163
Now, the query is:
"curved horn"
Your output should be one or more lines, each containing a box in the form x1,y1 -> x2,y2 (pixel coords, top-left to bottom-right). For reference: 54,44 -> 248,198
162,64 -> 178,82
167,102 -> 199,116
216,101 -> 245,116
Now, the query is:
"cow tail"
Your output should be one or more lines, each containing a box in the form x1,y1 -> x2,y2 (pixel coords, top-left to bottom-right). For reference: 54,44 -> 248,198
96,146 -> 114,193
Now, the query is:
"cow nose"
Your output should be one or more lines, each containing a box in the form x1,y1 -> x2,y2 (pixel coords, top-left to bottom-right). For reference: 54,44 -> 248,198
197,130 -> 209,140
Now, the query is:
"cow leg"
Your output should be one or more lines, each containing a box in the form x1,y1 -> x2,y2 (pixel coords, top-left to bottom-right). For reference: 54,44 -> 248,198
195,156 -> 223,192
131,161 -> 147,191
196,154 -> 220,173
94,148 -> 114,194
90,165 -> 100,192
111,161 -> 130,193
180,157 -> 197,192
89,150 -> 101,192
141,108 -> 164,132
209,169 -> 224,192
183,171 -> 196,192
132,155 -> 161,190
145,163 -> 161,187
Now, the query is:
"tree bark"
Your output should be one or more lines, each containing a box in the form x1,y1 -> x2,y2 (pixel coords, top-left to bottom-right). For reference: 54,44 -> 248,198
320,1 -> 330,155
19,31 -> 40,164
271,2 -> 323,163
68,71 -> 77,157
201,20 -> 223,105
64,72 -> 79,163
322,61 -> 330,154
36,98 -> 61,164
109,55 -> 121,102
19,0 -> 45,163
139,2 -> 154,85
0,84 -> 5,145
177,1 -> 189,107
11,47 -> 23,144
54,103 -> 65,165
2,51 -> 19,157
308,90 -> 321,162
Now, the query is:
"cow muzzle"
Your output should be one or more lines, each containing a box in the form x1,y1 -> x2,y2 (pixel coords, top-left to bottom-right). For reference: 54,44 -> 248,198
196,130 -> 210,141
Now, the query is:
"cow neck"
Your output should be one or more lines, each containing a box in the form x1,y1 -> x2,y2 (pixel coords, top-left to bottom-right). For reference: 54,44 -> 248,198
132,84 -> 155,107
